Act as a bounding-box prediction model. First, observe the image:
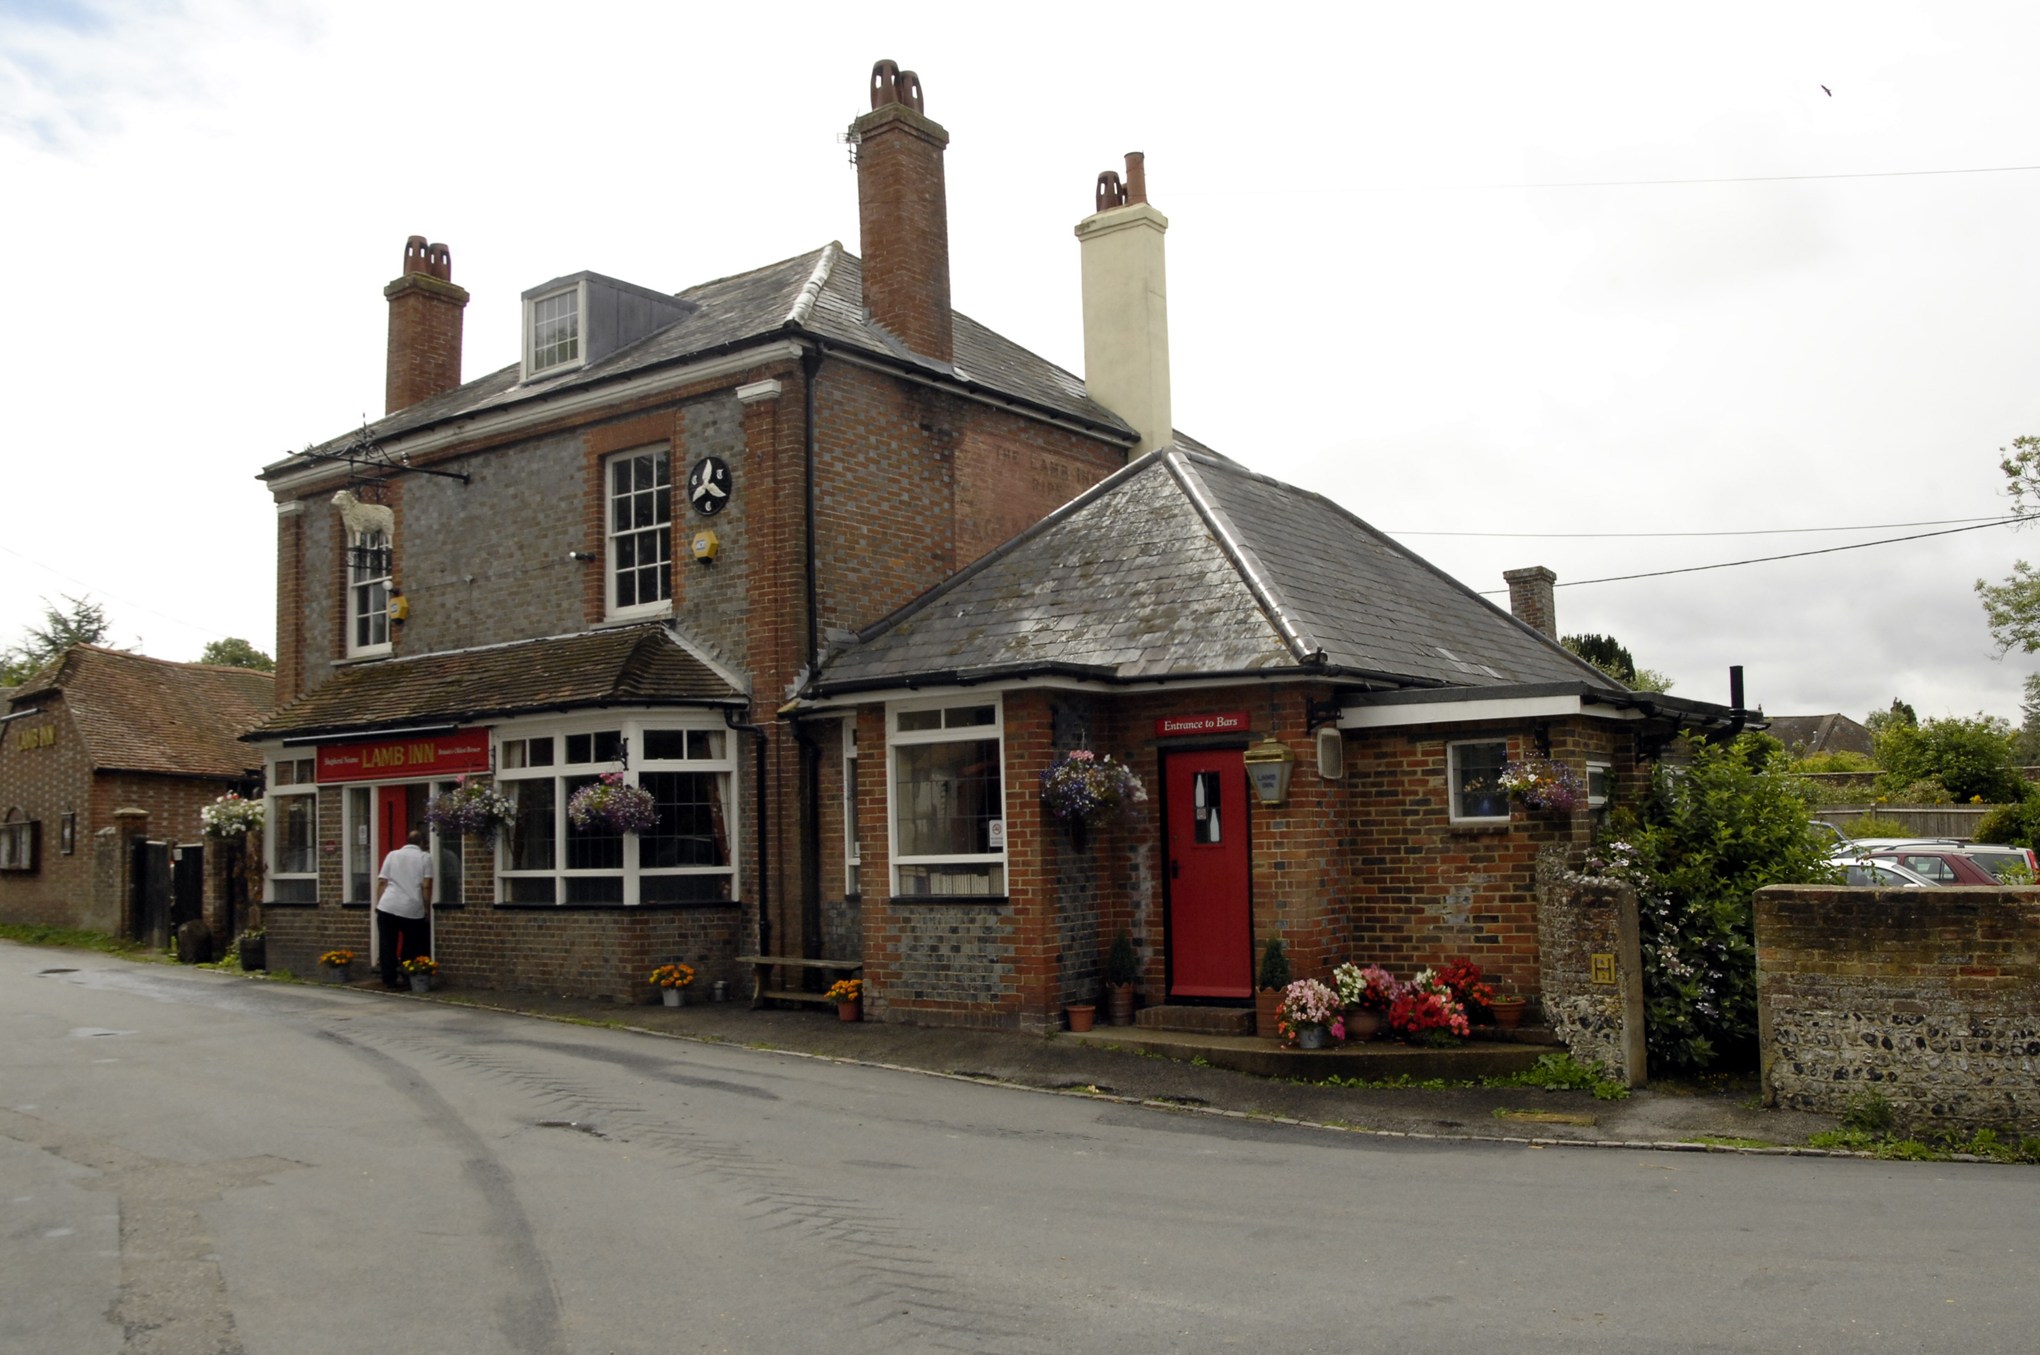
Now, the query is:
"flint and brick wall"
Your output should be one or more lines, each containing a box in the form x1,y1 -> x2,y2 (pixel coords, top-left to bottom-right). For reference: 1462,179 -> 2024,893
1755,885 -> 2040,1134
1535,847 -> 1647,1086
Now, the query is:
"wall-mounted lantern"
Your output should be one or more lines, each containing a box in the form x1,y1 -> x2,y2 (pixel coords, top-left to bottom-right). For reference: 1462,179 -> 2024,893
1242,736 -> 1295,807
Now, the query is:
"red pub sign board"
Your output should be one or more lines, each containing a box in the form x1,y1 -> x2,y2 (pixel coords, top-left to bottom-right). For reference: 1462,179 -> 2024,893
1154,711 -> 1249,738
316,729 -> 492,784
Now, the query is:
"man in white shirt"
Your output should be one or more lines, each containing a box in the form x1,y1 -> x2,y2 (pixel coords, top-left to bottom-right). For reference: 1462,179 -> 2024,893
374,830 -> 434,989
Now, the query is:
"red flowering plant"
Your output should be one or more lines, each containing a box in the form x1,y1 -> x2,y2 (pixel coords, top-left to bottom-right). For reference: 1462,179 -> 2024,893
1331,962 -> 1403,1012
1434,957 -> 1496,1022
1386,968 -> 1472,1044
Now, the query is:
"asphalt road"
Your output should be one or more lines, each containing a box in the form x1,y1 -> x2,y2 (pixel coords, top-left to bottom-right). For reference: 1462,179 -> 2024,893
4,946 -> 2033,1355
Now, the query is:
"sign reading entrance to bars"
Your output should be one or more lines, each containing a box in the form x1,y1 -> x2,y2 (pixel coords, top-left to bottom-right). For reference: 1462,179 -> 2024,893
1155,711 -> 1249,738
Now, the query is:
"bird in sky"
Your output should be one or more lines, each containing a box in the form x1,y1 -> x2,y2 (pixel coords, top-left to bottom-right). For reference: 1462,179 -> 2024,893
1821,84 -> 1832,96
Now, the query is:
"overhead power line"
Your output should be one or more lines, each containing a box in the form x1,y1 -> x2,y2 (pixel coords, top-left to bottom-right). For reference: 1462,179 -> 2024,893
1475,515 -> 2034,593
1179,162 -> 2040,196
1400,514 -> 2009,540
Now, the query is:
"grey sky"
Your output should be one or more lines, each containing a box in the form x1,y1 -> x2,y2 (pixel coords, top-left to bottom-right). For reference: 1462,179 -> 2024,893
4,1 -> 2037,724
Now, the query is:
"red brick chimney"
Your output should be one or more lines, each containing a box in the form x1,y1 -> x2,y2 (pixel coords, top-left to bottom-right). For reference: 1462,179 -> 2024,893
851,60 -> 952,363
384,236 -> 468,414
1503,566 -> 1558,639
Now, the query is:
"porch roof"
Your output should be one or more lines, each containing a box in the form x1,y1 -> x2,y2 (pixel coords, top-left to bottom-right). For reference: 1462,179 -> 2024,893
246,624 -> 747,743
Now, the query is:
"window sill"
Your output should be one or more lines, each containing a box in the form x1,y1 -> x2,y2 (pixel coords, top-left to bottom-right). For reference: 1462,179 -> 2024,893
596,608 -> 673,629
337,647 -> 393,666
492,899 -> 738,912
888,894 -> 1011,906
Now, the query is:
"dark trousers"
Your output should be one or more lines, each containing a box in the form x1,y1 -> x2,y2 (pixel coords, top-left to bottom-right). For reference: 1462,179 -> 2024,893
376,908 -> 429,987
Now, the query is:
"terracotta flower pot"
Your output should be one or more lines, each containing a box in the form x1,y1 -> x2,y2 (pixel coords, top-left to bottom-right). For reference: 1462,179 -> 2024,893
1066,1003 -> 1097,1033
1107,983 -> 1135,1027
838,1000 -> 861,1023
1255,989 -> 1283,1038
1342,1007 -> 1382,1042
1490,997 -> 1527,1030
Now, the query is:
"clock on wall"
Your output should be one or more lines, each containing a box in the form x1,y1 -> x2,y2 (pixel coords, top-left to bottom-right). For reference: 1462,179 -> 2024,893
688,456 -> 731,517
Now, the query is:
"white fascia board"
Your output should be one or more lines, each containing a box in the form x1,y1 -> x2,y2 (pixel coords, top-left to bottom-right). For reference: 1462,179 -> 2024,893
787,671 -> 1308,717
1338,694 -> 1640,730
264,341 -> 806,495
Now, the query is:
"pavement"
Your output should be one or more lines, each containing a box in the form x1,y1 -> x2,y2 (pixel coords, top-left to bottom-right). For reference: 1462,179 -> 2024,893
323,973 -> 1849,1155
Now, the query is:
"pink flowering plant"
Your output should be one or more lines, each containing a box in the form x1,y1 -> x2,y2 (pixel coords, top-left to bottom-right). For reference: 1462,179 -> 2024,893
425,776 -> 517,843
1039,749 -> 1149,826
1332,962 -> 1403,1012
566,773 -> 660,834
1276,978 -> 1345,1046
1497,757 -> 1584,813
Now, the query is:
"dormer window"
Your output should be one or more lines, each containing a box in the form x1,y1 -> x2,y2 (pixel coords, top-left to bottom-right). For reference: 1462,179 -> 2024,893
528,286 -> 581,377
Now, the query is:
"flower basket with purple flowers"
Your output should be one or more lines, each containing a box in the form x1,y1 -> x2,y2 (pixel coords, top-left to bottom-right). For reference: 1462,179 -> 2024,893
1039,749 -> 1148,826
1497,757 -> 1585,813
566,773 -> 660,834
425,777 -> 517,844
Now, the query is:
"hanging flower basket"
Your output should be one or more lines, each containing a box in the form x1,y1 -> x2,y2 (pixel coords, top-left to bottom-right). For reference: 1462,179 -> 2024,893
201,793 -> 263,840
425,777 -> 517,843
1039,749 -> 1148,827
1497,757 -> 1585,813
567,773 -> 659,834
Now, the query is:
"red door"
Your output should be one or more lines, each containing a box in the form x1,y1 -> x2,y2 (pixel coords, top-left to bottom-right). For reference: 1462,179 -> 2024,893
376,786 -> 410,877
1163,749 -> 1253,998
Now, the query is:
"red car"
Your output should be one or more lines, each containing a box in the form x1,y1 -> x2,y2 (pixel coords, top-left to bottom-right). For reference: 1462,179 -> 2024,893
1863,849 -> 2003,886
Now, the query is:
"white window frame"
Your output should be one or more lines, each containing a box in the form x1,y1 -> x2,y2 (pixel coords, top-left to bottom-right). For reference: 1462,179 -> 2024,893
887,698 -> 1006,898
1586,760 -> 1612,811
347,526 -> 392,658
843,717 -> 861,896
0,814 -> 38,873
343,784 -> 374,904
493,716 -> 738,907
524,282 -> 584,380
1447,739 -> 1511,825
266,755 -> 319,902
604,447 -> 673,620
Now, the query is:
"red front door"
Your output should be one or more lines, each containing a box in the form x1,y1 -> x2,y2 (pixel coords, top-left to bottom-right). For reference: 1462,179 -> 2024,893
376,786 -> 411,877
1163,749 -> 1253,999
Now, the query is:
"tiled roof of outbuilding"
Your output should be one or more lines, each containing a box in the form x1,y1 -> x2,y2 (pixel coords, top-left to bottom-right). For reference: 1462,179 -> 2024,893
247,624 -> 746,741
270,246 -> 1134,474
8,647 -> 274,777
806,448 -> 1626,696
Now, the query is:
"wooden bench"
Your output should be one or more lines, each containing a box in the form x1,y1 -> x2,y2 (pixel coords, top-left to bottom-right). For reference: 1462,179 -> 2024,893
735,954 -> 863,1010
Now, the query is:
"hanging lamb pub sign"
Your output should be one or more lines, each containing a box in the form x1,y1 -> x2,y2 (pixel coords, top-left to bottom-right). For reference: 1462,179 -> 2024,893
1155,711 -> 1249,738
316,729 -> 492,783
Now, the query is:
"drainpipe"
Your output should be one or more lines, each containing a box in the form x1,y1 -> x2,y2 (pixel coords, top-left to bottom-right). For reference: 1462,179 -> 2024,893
724,709 -> 770,956
803,343 -> 823,669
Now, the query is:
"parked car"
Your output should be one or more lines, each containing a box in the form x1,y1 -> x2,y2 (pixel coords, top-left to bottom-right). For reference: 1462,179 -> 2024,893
1834,857 -> 1938,888
1828,837 -> 1964,857
1860,848 -> 2001,886
1955,844 -> 2039,881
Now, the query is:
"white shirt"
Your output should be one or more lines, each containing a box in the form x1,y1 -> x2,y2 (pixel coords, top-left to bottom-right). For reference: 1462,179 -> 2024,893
375,844 -> 434,918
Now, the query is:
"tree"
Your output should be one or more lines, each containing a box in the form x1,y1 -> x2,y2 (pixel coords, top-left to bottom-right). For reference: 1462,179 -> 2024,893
1603,732 -> 1835,1075
1976,435 -> 2040,652
1872,714 -> 2026,804
1562,632 -> 1674,693
1863,698 -> 1917,737
198,638 -> 275,671
1,595 -> 113,685
2014,675 -> 2040,766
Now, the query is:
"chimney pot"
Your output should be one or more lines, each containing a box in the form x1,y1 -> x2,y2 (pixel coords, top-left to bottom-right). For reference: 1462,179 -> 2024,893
869,59 -> 900,108
1124,152 -> 1146,205
852,59 -> 952,362
1095,170 -> 1126,215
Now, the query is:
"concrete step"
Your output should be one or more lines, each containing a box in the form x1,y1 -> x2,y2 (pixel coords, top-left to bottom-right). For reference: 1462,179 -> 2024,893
1134,1004 -> 1256,1036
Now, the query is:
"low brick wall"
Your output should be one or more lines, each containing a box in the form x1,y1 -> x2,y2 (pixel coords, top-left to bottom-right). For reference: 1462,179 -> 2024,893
1755,885 -> 2040,1134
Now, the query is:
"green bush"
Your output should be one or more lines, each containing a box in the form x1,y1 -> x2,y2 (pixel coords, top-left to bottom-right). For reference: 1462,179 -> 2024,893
1795,750 -> 1878,775
1603,733 -> 1837,1076
1872,715 -> 2026,804
1972,793 -> 2040,849
1843,814 -> 1913,839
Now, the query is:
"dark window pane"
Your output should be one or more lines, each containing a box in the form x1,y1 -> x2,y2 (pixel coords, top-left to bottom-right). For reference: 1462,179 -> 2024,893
566,875 -> 625,904
642,873 -> 732,904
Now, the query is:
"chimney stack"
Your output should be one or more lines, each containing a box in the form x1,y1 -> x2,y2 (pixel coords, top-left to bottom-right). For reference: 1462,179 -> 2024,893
1503,566 -> 1558,640
852,60 -> 953,363
1076,152 -> 1172,455
384,236 -> 468,415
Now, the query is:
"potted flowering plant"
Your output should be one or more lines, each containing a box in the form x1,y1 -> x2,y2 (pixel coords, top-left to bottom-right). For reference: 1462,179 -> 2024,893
825,977 -> 863,1022
1387,968 -> 1472,1045
425,777 -> 517,844
400,954 -> 439,993
201,793 -> 263,840
1040,749 -> 1148,845
1331,962 -> 1402,1041
1497,757 -> 1584,813
1104,927 -> 1140,1026
318,949 -> 355,983
650,963 -> 696,1007
567,773 -> 659,834
1276,978 -> 1344,1049
1434,957 -> 1495,1022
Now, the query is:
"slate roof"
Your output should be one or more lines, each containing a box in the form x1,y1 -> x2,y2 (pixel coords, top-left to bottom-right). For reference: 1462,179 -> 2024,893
247,624 -> 746,741
8,647 -> 274,778
805,448 -> 1629,697
1765,713 -> 1874,759
268,246 -> 1134,474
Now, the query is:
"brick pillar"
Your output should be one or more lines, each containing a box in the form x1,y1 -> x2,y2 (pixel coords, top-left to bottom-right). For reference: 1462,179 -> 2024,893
1503,566 -> 1558,640
853,61 -> 952,363
384,236 -> 468,415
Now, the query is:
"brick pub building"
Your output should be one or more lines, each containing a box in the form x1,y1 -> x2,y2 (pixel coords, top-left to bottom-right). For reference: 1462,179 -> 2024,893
249,60 -> 1736,1025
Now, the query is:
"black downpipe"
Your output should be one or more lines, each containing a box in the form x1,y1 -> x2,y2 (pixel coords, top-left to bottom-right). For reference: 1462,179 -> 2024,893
803,343 -> 823,669
725,709 -> 770,956
794,719 -> 824,962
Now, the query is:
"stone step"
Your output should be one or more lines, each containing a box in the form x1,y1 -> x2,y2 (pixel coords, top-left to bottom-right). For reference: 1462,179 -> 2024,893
1134,1004 -> 1256,1036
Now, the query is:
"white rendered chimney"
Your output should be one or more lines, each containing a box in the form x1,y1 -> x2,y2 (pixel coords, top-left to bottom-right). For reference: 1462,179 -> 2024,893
1075,152 -> 1172,456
